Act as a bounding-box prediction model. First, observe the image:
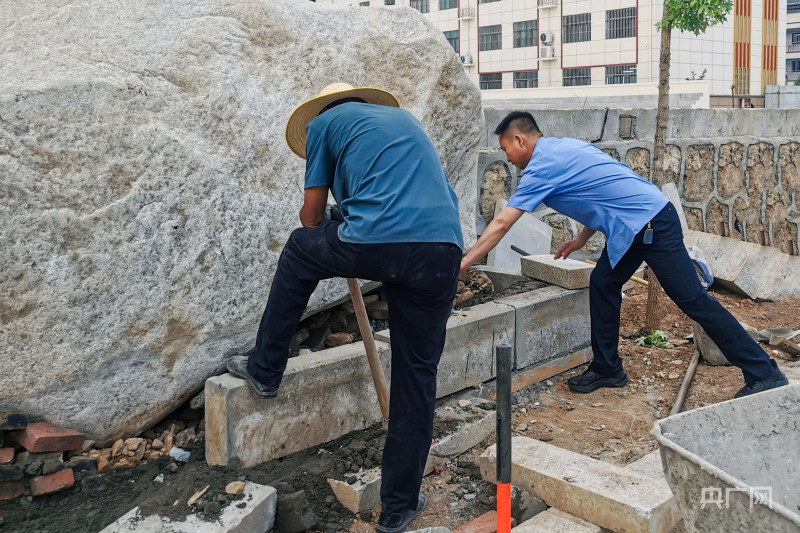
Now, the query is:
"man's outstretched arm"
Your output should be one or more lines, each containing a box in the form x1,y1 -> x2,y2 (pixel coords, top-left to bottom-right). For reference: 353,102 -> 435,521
554,226 -> 596,259
460,206 -> 525,274
299,186 -> 328,228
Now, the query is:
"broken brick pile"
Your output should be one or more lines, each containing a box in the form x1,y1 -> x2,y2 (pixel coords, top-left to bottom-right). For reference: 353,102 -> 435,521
454,270 -> 495,308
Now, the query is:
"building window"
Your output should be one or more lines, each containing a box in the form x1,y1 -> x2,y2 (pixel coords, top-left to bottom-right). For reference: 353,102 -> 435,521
479,0 -> 500,3
605,64 -> 637,84
444,30 -> 459,52
480,73 -> 503,90
513,20 -> 538,48
792,60 -> 800,71
440,0 -> 457,9
563,13 -> 591,44
410,0 -> 429,13
385,0 -> 395,4
563,67 -> 591,86
359,1 -> 369,5
513,71 -> 538,88
479,24 -> 502,51
792,33 -> 800,44
606,7 -> 636,39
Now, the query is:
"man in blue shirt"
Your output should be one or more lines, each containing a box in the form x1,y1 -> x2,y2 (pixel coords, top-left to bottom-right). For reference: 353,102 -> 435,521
461,111 -> 787,398
227,83 -> 462,533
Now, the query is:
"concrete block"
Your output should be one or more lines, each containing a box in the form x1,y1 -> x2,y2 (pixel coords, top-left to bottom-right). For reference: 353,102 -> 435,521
497,286 -> 590,369
100,482 -> 276,533
683,229 -> 800,301
376,302 -> 514,398
488,200 -> 552,271
205,341 -> 391,467
520,256 -> 593,290
327,466 -> 381,513
471,265 -> 535,292
425,406 -> 495,475
480,437 -> 681,533
692,320 -> 758,366
624,451 -> 665,480
513,508 -> 606,532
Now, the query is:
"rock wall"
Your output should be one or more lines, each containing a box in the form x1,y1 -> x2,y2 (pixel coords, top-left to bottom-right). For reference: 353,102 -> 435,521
0,0 -> 482,443
477,109 -> 800,258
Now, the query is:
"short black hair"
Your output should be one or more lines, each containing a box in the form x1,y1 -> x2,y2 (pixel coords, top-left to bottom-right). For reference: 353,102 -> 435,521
318,97 -> 367,116
493,111 -> 540,136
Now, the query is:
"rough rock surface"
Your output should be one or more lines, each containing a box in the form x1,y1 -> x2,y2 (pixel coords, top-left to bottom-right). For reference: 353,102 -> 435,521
0,0 -> 482,443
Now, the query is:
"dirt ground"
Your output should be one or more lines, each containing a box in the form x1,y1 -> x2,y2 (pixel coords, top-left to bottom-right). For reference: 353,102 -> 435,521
3,284 -> 799,532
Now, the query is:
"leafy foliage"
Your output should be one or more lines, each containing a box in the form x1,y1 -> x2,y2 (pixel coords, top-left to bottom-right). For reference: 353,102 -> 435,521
635,329 -> 671,349
656,0 -> 733,34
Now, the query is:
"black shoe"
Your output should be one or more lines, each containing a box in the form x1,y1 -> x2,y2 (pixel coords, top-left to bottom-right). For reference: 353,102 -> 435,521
567,368 -> 629,393
226,356 -> 279,399
734,359 -> 789,398
376,491 -> 427,533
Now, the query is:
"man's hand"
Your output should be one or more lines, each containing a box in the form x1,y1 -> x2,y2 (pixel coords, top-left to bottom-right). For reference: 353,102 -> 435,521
554,226 -> 596,259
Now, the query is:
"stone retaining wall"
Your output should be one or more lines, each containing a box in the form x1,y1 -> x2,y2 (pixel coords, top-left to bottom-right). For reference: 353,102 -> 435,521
477,109 -> 800,257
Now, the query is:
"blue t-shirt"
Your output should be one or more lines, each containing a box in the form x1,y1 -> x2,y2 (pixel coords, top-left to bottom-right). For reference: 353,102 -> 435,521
507,137 -> 668,268
304,103 -> 463,249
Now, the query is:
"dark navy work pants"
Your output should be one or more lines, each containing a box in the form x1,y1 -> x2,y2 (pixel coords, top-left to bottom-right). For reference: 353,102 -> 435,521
588,203 -> 774,383
248,219 -> 461,517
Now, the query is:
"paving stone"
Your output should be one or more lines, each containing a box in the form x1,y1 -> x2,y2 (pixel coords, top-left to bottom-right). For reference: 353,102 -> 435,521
513,508 -> 606,532
327,466 -> 381,513
206,341 -> 391,468
0,448 -> 14,465
0,481 -> 24,501
424,407 -> 495,475
99,482 -> 277,533
624,451 -> 665,480
487,199 -> 552,271
692,320 -> 759,366
497,286 -> 590,369
12,422 -> 85,453
520,256 -> 593,290
376,301 -> 514,398
30,468 -> 74,496
480,437 -> 681,533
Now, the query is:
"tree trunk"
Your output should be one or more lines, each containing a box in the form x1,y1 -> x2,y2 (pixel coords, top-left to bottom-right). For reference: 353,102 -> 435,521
645,267 -> 663,333
646,3 -> 672,331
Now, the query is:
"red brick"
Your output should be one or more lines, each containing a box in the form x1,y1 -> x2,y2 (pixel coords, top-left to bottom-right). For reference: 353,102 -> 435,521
0,481 -> 24,501
30,469 -> 74,496
452,510 -> 516,533
0,448 -> 14,465
12,422 -> 85,453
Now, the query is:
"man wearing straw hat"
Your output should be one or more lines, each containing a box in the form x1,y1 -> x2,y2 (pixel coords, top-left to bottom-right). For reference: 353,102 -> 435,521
227,83 -> 463,532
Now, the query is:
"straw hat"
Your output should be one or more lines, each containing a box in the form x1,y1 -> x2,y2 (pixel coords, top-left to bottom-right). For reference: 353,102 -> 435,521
285,83 -> 399,158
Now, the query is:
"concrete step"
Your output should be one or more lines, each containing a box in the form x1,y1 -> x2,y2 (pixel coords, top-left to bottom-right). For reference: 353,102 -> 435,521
513,508 -> 608,533
479,437 -> 681,533
99,482 -> 276,533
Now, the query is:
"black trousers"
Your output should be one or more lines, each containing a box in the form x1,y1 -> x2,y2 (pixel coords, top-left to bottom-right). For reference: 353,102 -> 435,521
588,203 -> 774,383
248,219 -> 461,516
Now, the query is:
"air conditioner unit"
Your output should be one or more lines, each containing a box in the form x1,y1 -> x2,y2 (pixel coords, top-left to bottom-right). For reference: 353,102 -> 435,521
540,31 -> 555,45
460,54 -> 474,66
540,45 -> 556,59
537,0 -> 557,8
458,7 -> 475,19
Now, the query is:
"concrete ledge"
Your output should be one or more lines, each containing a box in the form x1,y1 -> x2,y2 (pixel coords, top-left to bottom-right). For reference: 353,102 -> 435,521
99,482 -> 276,532
514,508 -> 607,532
206,341 -> 390,467
480,437 -> 681,533
520,256 -> 593,290
376,301 -> 514,397
497,286 -> 590,370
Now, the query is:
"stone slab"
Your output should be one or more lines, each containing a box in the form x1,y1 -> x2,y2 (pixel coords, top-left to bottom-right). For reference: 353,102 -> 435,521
513,508 -> 606,533
683,229 -> 800,301
470,265 -> 535,292
99,482 -> 276,533
205,341 -> 391,468
480,437 -> 681,533
497,286 -> 590,370
692,320 -> 759,366
327,467 -> 381,513
520,256 -> 593,290
624,451 -> 665,480
488,200 -> 553,271
375,302 -> 514,398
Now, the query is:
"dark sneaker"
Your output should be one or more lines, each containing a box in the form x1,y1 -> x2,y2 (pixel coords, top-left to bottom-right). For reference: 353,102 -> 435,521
567,368 -> 629,393
734,360 -> 789,398
376,491 -> 427,533
226,356 -> 279,399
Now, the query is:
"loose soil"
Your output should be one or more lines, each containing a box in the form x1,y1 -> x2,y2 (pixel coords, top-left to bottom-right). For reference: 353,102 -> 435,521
3,285 -> 799,533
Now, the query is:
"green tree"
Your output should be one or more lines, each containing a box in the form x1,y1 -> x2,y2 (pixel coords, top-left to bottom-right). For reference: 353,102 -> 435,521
795,77 -> 800,86
646,0 -> 732,332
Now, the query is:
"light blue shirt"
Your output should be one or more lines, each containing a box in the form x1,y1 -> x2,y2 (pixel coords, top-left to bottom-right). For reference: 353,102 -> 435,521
507,137 -> 668,268
304,103 -> 463,249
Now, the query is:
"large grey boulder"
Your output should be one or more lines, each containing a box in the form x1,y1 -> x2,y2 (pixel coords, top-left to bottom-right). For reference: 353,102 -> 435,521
0,0 -> 482,443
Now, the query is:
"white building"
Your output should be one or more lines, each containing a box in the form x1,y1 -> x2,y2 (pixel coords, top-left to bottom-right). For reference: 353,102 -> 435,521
788,0 -> 800,83
319,0 -> 788,108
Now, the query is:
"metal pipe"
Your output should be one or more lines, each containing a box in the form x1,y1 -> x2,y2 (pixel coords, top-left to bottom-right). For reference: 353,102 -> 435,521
496,343 -> 513,533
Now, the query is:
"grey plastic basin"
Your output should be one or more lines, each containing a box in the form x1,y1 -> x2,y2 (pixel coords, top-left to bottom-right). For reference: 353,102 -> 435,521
652,383 -> 800,532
